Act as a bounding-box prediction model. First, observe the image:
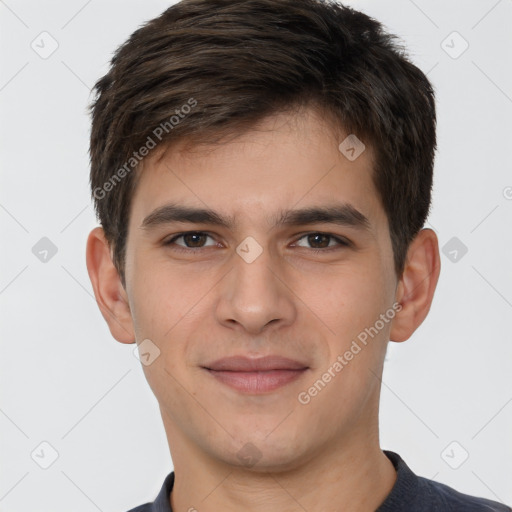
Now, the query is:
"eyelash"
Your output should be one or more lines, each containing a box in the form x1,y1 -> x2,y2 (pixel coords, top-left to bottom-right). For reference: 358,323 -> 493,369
163,231 -> 350,254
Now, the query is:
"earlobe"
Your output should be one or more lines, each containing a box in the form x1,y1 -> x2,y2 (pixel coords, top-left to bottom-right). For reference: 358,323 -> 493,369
389,228 -> 441,343
86,227 -> 136,344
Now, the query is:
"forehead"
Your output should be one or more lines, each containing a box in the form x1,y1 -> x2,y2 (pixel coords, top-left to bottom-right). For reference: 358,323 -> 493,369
129,109 -> 386,234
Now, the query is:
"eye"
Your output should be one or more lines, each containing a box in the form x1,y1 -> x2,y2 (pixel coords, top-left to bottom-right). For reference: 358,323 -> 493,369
293,232 -> 350,252
164,232 -> 218,251
162,231 -> 350,254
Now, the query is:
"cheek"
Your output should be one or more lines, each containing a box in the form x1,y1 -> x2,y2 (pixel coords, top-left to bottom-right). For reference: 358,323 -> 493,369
308,266 -> 387,335
128,261 -> 215,380
128,271 -> 166,340
316,272 -> 393,387
127,250 -> 195,337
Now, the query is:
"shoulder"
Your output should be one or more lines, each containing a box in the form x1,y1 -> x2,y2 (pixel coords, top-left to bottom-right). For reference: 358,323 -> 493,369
125,505 -> 152,512
416,475 -> 511,511
124,471 -> 175,512
381,451 -> 510,512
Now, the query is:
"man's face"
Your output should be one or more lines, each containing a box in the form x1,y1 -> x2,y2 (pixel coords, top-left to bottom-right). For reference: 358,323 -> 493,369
123,109 -> 399,470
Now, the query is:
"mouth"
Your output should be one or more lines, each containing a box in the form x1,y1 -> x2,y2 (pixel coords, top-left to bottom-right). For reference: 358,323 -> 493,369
202,355 -> 309,394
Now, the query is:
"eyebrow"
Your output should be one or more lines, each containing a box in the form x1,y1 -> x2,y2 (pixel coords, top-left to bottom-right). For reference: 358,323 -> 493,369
141,202 -> 372,232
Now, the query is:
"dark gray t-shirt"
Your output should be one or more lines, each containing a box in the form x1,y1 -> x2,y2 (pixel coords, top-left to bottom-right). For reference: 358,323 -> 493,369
127,451 -> 511,511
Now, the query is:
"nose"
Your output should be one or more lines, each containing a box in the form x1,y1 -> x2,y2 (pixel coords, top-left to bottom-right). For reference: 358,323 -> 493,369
215,241 -> 297,335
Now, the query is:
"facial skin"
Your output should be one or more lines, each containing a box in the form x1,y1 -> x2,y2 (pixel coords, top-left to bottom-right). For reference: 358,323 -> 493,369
87,107 -> 440,512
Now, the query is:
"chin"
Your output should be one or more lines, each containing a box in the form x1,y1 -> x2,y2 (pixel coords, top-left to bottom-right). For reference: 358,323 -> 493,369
215,432 -> 315,474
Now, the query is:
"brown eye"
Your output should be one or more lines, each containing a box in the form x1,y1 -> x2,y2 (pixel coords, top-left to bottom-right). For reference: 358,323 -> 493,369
181,233 -> 208,248
164,232 -> 217,250
294,233 -> 349,251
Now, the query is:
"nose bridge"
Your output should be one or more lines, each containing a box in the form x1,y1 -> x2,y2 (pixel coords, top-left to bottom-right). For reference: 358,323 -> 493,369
215,235 -> 295,333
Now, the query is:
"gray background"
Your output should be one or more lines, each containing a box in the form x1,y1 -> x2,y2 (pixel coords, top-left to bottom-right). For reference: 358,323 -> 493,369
1,0 -> 511,510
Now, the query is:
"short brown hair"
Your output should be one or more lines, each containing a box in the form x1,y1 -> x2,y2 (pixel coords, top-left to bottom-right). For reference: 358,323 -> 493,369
89,0 -> 436,284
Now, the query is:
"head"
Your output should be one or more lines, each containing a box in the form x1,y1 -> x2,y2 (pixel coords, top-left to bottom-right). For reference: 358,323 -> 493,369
86,0 -> 440,471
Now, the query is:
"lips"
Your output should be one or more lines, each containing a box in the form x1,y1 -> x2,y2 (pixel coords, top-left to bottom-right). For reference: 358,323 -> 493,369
203,355 -> 309,393
204,355 -> 309,372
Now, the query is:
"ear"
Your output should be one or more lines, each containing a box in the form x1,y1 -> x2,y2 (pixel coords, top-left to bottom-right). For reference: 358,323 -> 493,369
86,227 -> 135,344
390,228 -> 441,343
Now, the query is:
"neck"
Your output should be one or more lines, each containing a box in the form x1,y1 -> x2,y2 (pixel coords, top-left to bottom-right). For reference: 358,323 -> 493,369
163,413 -> 397,512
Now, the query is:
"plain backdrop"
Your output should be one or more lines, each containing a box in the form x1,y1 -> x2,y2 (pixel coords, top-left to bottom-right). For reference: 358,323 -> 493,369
1,0 -> 511,511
